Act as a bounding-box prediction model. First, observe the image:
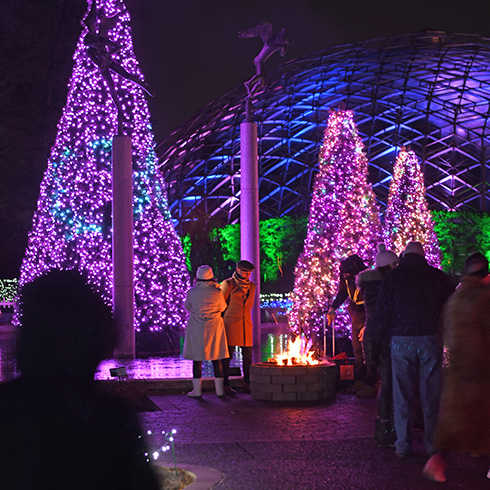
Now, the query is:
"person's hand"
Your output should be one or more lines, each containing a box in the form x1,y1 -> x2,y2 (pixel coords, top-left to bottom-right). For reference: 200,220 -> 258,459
358,326 -> 365,342
327,308 -> 336,325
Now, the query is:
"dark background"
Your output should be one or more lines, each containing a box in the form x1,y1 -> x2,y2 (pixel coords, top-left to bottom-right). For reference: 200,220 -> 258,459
1,0 -> 490,278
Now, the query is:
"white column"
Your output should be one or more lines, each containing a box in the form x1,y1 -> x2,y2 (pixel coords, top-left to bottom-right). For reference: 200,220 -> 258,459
112,135 -> 135,358
240,122 -> 261,360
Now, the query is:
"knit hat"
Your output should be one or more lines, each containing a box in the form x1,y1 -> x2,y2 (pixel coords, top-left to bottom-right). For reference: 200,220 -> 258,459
375,244 -> 399,268
236,260 -> 255,271
404,241 -> 425,257
196,265 -> 214,280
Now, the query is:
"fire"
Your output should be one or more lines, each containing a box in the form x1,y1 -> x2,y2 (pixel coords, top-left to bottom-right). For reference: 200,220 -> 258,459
274,335 -> 319,366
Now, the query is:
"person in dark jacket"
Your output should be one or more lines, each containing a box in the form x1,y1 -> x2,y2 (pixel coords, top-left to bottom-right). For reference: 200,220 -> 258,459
0,270 -> 160,490
327,254 -> 367,390
356,244 -> 399,445
375,241 -> 454,458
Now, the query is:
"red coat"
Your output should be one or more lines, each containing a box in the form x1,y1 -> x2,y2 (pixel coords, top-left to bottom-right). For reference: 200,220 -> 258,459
220,277 -> 256,346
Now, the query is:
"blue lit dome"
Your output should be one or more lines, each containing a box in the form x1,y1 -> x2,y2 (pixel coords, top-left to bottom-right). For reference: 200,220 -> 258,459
157,31 -> 490,229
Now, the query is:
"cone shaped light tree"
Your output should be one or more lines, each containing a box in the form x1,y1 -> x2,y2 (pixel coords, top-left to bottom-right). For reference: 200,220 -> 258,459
17,0 -> 189,353
383,147 -> 441,267
289,109 -> 381,339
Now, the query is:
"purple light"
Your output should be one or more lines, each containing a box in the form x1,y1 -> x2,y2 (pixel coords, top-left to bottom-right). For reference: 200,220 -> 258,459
16,0 -> 190,352
289,109 -> 381,337
383,147 -> 441,267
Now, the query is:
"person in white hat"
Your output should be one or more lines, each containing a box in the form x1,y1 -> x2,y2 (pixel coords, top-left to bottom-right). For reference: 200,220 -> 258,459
356,244 -> 399,445
183,265 -> 229,398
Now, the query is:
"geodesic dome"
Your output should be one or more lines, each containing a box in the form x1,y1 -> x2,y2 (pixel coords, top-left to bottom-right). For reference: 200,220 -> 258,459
157,31 -> 490,231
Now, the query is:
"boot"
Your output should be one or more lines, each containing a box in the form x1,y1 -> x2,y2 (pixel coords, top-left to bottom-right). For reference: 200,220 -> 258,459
214,377 -> 225,398
374,418 -> 396,447
187,378 -> 202,398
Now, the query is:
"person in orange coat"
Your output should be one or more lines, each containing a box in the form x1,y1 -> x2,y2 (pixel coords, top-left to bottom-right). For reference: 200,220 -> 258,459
221,260 -> 256,394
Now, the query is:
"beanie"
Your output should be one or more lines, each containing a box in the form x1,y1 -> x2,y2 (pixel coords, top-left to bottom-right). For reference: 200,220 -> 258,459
375,244 -> 399,268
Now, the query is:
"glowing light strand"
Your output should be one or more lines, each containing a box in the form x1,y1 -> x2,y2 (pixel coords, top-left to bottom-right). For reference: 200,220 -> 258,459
289,109 -> 381,338
16,0 -> 189,352
383,147 -> 441,267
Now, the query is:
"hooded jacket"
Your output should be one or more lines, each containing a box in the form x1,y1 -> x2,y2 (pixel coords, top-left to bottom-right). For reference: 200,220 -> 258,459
331,255 -> 367,323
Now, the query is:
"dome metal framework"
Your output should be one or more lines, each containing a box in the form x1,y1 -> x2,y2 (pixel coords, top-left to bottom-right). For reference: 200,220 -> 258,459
157,31 -> 490,231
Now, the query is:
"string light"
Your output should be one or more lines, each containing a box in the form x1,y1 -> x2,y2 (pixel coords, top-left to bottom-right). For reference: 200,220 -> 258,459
15,0 -> 190,352
289,109 -> 380,338
144,428 -> 178,472
383,147 -> 441,267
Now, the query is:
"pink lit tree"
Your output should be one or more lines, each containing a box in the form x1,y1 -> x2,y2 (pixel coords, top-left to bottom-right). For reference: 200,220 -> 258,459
383,147 -> 441,267
289,109 -> 380,339
17,0 -> 189,354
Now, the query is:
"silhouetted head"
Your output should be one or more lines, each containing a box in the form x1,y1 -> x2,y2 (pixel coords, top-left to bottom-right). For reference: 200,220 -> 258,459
404,241 -> 425,257
339,254 -> 366,276
17,269 -> 116,382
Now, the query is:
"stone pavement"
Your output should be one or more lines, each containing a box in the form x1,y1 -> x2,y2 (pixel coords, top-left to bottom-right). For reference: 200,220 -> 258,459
140,387 -> 489,490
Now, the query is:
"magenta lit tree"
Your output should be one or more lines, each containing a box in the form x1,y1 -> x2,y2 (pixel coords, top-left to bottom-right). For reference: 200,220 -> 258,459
383,147 -> 441,267
289,109 -> 380,338
17,0 -> 189,354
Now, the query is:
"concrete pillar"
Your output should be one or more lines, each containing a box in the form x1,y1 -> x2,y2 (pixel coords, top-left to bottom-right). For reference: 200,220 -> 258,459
112,135 -> 135,358
240,122 -> 261,362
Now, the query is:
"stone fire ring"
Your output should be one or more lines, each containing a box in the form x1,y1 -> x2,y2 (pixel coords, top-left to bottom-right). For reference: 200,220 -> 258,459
250,362 -> 336,402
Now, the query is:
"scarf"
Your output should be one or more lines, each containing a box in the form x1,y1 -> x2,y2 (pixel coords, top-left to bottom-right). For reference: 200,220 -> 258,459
233,270 -> 250,295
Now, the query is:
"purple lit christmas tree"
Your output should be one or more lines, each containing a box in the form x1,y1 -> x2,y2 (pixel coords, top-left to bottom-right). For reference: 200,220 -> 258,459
17,0 -> 189,353
289,109 -> 380,338
383,147 -> 441,267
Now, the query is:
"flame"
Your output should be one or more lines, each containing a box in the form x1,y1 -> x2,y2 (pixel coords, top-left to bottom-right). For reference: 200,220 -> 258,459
274,335 -> 319,366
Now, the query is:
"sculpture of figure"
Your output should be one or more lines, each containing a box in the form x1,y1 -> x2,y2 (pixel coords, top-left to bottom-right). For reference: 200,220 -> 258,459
239,21 -> 290,77
81,2 -> 153,125
239,21 -> 289,118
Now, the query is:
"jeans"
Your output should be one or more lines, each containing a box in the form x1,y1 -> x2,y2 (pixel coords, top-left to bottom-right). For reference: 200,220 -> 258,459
391,335 -> 443,454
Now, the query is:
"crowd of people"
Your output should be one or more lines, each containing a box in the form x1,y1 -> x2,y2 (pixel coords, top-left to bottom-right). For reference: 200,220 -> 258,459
184,240 -> 490,482
329,242 -> 490,483
2,242 -> 489,485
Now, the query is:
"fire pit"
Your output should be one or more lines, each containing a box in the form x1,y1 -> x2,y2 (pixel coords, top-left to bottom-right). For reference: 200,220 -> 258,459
250,336 -> 336,402
250,361 -> 336,401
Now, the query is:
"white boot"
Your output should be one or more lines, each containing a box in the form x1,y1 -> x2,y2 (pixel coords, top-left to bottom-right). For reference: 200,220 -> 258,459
187,378 -> 202,398
214,377 -> 225,398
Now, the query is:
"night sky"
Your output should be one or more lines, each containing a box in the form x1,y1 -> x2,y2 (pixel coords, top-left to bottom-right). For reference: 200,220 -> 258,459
123,0 -> 490,142
1,0 -> 490,277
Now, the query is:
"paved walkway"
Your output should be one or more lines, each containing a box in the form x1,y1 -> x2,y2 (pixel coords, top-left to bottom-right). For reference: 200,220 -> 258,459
140,388 -> 489,489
